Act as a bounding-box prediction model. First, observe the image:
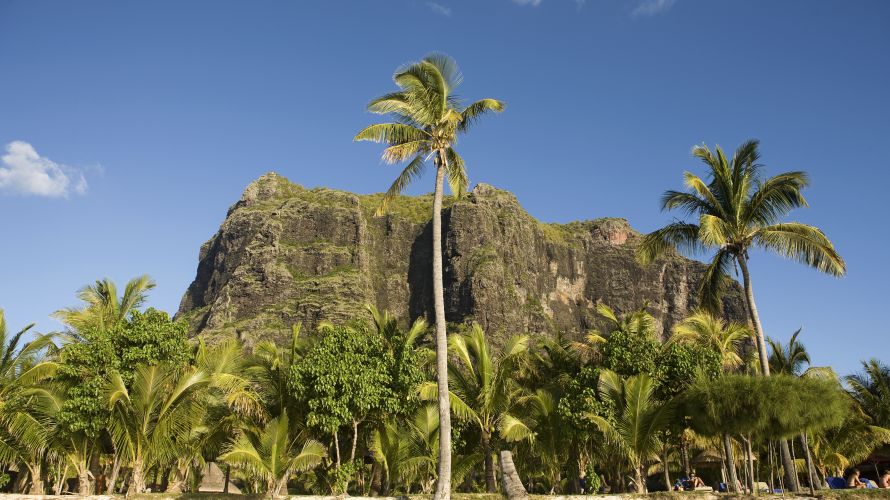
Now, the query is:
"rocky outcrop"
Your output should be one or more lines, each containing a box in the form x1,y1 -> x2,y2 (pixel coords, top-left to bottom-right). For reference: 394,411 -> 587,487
177,173 -> 746,347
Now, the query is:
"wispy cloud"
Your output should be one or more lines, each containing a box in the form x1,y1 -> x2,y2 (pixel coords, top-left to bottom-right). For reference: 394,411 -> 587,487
427,2 -> 452,16
512,0 -> 543,6
632,0 -> 677,17
0,141 -> 90,198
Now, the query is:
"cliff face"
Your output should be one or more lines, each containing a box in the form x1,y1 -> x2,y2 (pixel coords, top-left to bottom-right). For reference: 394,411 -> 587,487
178,173 -> 747,347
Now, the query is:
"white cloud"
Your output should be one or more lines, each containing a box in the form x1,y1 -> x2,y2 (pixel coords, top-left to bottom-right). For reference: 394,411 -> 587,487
632,0 -> 677,16
427,2 -> 452,16
512,0 -> 543,6
0,141 -> 89,198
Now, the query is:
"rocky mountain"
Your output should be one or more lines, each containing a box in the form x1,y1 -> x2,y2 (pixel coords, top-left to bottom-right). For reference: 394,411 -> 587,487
177,173 -> 747,347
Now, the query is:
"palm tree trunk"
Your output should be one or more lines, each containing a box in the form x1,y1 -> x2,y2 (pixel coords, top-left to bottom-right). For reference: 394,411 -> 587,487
27,462 -> 44,495
737,256 -> 799,492
482,430 -> 497,493
107,454 -> 121,494
662,447 -> 671,491
224,464 -> 231,493
680,437 -> 691,478
432,159 -> 452,500
634,464 -> 645,494
723,434 -> 740,493
130,456 -> 146,494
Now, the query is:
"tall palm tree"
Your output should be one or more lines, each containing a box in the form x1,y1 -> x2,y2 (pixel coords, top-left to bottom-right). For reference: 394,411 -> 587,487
53,275 -> 155,331
586,370 -> 675,493
845,359 -> 890,428
355,54 -> 504,499
219,413 -> 325,497
421,324 -> 532,492
670,310 -> 752,372
638,140 -> 846,490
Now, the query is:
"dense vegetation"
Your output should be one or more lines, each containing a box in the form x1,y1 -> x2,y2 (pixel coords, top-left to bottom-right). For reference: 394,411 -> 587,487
0,280 -> 887,496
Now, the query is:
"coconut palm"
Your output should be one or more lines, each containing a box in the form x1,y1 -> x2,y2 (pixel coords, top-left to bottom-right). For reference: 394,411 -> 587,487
638,140 -> 846,490
670,310 -> 752,372
355,54 -> 504,499
586,370 -> 675,493
53,275 -> 155,332
421,324 -> 532,492
219,413 -> 325,497
810,403 -> 890,478
845,359 -> 890,428
106,363 -> 210,493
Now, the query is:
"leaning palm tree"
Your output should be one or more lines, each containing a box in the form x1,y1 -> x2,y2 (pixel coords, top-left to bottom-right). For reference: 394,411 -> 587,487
670,310 -> 752,372
586,370 -> 674,493
638,140 -> 846,490
421,324 -> 532,492
53,275 -> 155,331
355,54 -> 504,499
219,413 -> 325,497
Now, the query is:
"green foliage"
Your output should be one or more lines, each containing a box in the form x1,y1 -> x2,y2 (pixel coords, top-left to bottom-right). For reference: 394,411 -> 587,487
602,329 -> 659,378
655,341 -> 722,400
682,374 -> 848,439
290,324 -> 397,436
845,359 -> 890,428
113,308 -> 190,378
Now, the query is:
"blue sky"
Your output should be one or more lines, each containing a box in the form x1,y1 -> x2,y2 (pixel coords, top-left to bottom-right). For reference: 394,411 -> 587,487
1,0 -> 888,375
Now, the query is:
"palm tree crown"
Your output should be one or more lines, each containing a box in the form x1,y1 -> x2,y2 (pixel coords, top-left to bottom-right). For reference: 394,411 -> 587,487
354,54 -> 504,214
638,140 -> 845,312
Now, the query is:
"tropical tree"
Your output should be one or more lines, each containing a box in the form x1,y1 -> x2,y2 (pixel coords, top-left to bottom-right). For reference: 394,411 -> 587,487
219,413 -> 325,497
586,370 -> 674,493
846,359 -> 890,428
638,140 -> 846,490
422,323 -> 532,492
355,54 -> 504,499
669,310 -> 752,372
106,363 -> 209,493
53,275 -> 155,332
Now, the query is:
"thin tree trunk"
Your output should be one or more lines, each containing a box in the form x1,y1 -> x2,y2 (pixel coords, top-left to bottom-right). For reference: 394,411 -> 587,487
744,435 -> 755,494
482,430 -> 497,492
432,159 -> 452,500
662,447 -> 671,491
723,434 -> 740,493
565,440 -> 581,494
801,432 -> 818,494
350,419 -> 359,462
680,436 -> 691,478
107,454 -> 121,495
737,256 -> 799,492
224,464 -> 231,494
334,432 -> 342,467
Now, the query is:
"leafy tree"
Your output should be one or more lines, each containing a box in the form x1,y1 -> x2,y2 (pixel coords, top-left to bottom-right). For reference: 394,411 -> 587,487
53,275 -> 155,332
586,370 -> 675,493
219,413 -> 325,497
638,140 -> 846,490
290,324 -> 396,468
355,54 -> 504,499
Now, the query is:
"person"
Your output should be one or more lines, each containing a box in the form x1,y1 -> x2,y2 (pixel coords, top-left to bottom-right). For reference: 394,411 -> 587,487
878,469 -> 890,489
690,471 -> 705,489
845,468 -> 867,489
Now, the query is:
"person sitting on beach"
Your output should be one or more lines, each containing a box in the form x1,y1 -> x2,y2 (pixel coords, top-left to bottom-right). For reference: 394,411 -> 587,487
878,469 -> 890,489
845,468 -> 867,489
690,471 -> 705,489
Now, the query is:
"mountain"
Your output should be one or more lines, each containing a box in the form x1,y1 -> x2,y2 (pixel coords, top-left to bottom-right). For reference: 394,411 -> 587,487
178,173 -> 747,346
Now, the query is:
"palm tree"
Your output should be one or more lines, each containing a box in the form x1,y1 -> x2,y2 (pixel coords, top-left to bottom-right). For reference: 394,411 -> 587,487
586,370 -> 674,493
219,413 -> 325,497
638,140 -> 846,490
572,303 -> 655,362
54,275 -> 155,331
355,54 -> 504,499
421,324 -> 532,492
105,363 -> 209,493
670,310 -> 752,372
845,359 -> 890,428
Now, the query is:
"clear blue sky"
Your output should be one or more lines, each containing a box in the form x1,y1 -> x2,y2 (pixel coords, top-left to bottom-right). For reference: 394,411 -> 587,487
1,0 -> 887,375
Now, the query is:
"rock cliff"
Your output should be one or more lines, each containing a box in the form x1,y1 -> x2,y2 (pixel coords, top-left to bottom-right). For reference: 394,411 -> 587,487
178,173 -> 747,346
